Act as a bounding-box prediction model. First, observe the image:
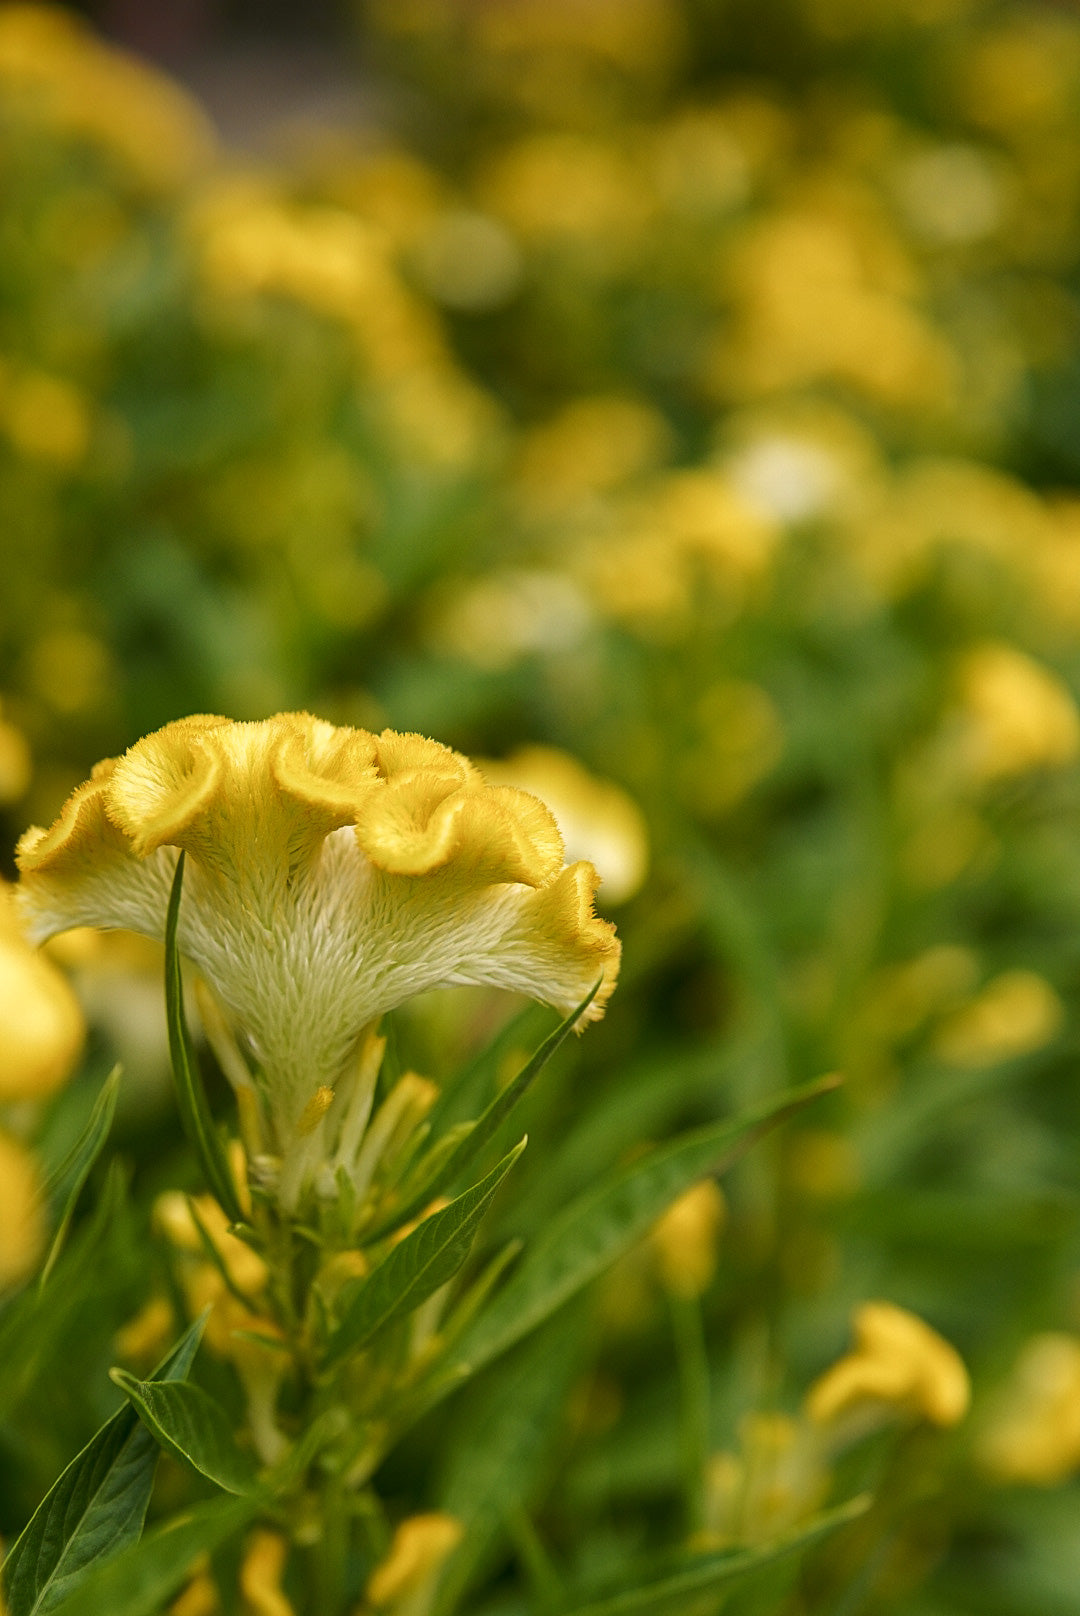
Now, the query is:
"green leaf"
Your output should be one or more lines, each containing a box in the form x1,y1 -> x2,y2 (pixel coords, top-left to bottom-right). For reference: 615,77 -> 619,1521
552,1496 -> 870,1616
446,1076 -> 839,1385
324,1137 -> 527,1368
3,1316 -> 207,1616
109,1373 -> 259,1497
39,1066 -> 122,1290
373,986 -> 600,1240
165,852 -> 244,1224
46,1494 -> 259,1616
433,1315 -> 587,1616
0,1161 -> 129,1421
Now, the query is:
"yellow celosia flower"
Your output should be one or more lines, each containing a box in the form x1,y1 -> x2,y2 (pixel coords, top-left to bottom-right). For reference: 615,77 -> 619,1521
365,1514 -> 463,1611
0,1129 -> 45,1288
806,1301 -> 970,1429
16,715 -> 619,1141
978,1334 -> 1080,1485
0,881 -> 84,1101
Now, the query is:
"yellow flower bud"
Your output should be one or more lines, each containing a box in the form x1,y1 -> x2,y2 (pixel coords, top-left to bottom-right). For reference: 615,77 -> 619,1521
168,1557 -> 220,1616
651,1179 -> 727,1298
239,1530 -> 294,1616
0,884 -> 84,1101
0,1129 -> 44,1288
366,1514 -> 463,1610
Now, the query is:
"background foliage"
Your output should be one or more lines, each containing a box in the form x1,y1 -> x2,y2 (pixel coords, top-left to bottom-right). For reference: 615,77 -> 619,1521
5,0 -> 1080,1610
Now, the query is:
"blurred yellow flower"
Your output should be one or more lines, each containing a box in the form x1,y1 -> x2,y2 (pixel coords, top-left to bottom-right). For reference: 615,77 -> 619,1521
807,1300 -> 970,1429
651,1178 -> 727,1298
716,193 -> 957,408
0,881 -> 84,1101
955,643 -> 1080,782
931,970 -> 1063,1068
169,1559 -> 220,1616
700,1413 -> 828,1549
978,1334 -> 1080,1485
16,716 -> 619,1143
513,395 -> 672,522
0,1129 -> 45,1288
679,680 -> 785,814
0,364 -> 91,467
114,1296 -> 177,1368
479,133 -> 655,260
0,4 -> 213,189
365,1513 -> 462,1612
428,569 -> 594,670
483,747 -> 648,904
0,704 -> 31,806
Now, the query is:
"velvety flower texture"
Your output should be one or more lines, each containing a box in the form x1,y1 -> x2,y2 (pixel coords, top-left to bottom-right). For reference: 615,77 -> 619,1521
16,714 -> 620,1133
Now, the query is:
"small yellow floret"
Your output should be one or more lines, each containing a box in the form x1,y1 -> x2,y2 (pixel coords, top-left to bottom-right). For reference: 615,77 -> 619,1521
239,1530 -> 294,1616
807,1300 -> 969,1429
366,1513 -> 463,1608
169,1558 -> 220,1616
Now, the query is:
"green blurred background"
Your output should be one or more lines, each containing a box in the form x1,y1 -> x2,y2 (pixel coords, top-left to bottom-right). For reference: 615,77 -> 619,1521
6,0 -> 1080,1609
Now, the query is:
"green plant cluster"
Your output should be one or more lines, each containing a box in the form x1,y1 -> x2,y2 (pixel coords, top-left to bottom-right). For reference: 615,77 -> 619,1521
4,1 -> 1080,1612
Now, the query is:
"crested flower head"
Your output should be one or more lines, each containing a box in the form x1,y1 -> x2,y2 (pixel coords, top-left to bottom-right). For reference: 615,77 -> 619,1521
16,715 -> 619,1136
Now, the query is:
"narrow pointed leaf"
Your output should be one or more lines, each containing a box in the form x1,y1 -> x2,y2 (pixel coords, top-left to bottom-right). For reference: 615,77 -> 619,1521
110,1373 -> 259,1497
324,1138 -> 527,1368
165,853 -> 243,1224
446,1076 -> 839,1385
3,1316 -> 207,1616
554,1496 -> 870,1616
39,1066 -> 122,1290
47,1494 -> 259,1616
374,986 -> 599,1240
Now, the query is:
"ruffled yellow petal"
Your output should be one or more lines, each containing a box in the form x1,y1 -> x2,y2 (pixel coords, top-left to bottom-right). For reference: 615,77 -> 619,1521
105,716 -> 226,858
16,760 -> 124,876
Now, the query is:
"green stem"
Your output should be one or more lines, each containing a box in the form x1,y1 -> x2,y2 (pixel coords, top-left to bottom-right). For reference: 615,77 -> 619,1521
309,1478 -> 350,1616
670,1292 -> 711,1537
